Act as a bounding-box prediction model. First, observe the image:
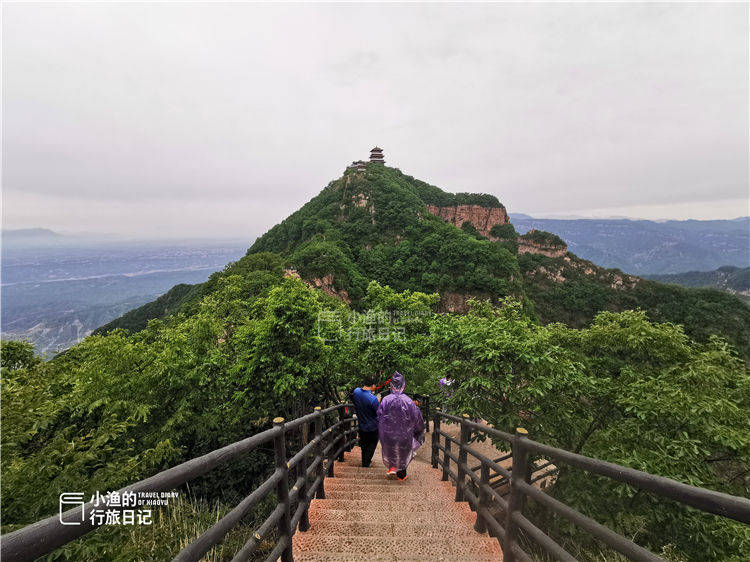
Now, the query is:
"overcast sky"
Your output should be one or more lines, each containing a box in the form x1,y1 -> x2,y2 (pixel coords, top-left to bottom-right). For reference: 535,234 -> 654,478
3,2 -> 748,239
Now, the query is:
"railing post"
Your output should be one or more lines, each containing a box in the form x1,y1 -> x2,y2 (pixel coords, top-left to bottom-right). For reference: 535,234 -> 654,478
504,427 -> 529,562
431,408 -> 440,469
441,422 -> 451,482
298,420 -> 311,533
474,459 -> 489,534
326,412 -> 335,478
273,417 -> 293,562
456,414 -> 470,503
424,395 -> 430,432
337,408 -> 346,462
313,407 -> 325,499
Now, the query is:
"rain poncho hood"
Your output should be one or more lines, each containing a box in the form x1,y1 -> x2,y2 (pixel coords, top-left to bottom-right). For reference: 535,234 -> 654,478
377,371 -> 425,470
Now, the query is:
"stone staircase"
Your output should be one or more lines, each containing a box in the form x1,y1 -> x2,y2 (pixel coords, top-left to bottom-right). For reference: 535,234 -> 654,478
292,444 -> 503,561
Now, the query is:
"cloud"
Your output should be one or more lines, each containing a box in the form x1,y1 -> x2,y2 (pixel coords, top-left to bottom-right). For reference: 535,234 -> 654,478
3,3 -> 748,236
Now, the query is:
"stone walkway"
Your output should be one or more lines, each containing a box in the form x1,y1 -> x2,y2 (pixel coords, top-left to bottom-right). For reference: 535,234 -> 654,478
292,443 -> 503,561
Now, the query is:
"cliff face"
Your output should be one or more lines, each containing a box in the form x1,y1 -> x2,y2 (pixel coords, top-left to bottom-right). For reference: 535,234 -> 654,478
437,291 -> 474,313
283,269 -> 351,304
517,240 -> 567,258
425,204 -> 509,237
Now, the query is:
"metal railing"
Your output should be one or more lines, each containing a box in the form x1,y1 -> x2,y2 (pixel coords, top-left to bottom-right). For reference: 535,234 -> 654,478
1,404 -> 358,562
431,411 -> 750,562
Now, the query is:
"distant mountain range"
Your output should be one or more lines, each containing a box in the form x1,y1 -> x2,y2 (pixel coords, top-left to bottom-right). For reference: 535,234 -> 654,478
646,266 -> 750,300
509,215 -> 749,275
3,227 -> 62,239
1,237 -> 247,355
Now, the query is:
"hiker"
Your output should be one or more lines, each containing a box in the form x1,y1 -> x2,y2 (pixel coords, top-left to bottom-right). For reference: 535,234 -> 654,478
378,371 -> 425,480
439,374 -> 454,412
352,375 -> 381,468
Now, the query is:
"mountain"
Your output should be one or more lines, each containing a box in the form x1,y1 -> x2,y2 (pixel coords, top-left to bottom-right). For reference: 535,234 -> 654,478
3,228 -> 62,239
646,266 -> 750,299
2,241 -> 247,354
509,215 -> 750,275
97,162 -> 750,356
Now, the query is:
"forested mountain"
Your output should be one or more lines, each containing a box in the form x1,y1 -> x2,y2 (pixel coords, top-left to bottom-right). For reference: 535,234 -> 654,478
100,163 -> 750,356
4,162 -> 749,561
509,215 -> 750,275
647,265 -> 750,299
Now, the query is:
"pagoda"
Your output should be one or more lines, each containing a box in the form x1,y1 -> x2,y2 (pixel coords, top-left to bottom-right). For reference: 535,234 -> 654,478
369,146 -> 385,164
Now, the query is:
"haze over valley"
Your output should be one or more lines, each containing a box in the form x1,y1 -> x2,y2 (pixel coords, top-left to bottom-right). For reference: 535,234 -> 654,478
1,231 -> 247,354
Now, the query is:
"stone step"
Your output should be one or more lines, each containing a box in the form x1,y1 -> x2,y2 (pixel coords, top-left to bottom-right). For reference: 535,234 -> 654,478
292,535 -> 502,558
333,462 -> 440,476
306,505 -> 477,525
293,552 -> 500,562
322,489 -> 461,503
323,480 -> 453,492
307,498 -> 475,513
296,519 -> 485,538
295,448 -> 503,560
330,472 -> 436,483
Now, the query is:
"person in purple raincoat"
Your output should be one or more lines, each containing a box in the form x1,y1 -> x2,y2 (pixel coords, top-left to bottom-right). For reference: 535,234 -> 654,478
377,371 -> 425,480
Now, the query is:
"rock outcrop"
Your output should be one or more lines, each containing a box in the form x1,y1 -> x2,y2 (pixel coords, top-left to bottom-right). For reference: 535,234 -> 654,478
517,229 -> 568,257
284,269 -> 351,304
425,204 -> 509,238
437,292 -> 472,313
517,240 -> 567,258
310,274 -> 351,304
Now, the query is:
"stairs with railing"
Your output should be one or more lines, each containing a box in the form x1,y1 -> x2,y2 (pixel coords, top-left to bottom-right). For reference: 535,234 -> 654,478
293,444 -> 503,561
2,403 -> 749,562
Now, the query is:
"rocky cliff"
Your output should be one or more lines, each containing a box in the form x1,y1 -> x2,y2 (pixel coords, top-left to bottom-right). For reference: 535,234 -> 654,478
517,229 -> 568,258
425,204 -> 509,238
517,239 -> 568,258
283,269 -> 351,304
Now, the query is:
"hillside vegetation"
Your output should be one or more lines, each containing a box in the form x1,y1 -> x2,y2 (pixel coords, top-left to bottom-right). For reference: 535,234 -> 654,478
3,163 -> 749,561
3,275 -> 749,560
101,163 -> 750,356
647,266 -> 750,301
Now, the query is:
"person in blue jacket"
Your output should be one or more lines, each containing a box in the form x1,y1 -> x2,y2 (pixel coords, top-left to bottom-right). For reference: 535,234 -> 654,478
352,374 -> 381,467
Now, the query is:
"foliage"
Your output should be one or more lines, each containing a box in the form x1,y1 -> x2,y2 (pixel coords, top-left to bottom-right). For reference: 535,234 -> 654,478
249,165 -> 521,304
336,282 -> 441,394
1,340 -> 41,371
92,284 -> 195,335
1,262 -> 336,529
489,223 -> 517,240
5,164 -> 750,562
519,229 -> 567,248
4,274 -> 750,561
290,240 -> 368,301
430,304 -> 750,561
519,254 -> 750,356
31,494 -> 276,562
647,265 -> 750,301
94,252 -> 284,335
100,164 -> 748,363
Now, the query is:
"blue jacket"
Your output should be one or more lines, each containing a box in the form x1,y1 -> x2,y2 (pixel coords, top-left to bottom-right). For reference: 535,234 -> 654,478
353,387 -> 380,433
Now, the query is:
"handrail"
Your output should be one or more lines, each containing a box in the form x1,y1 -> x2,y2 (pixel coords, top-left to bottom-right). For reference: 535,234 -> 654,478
1,403 -> 357,562
431,410 -> 750,562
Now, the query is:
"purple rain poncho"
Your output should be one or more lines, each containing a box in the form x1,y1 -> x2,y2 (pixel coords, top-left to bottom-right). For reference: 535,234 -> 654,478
377,372 -> 425,471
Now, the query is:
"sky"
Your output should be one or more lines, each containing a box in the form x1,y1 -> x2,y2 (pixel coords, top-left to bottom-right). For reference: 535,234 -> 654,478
3,2 -> 748,239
